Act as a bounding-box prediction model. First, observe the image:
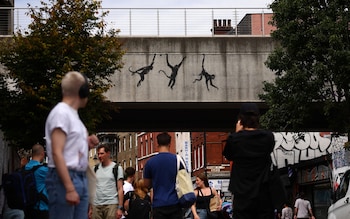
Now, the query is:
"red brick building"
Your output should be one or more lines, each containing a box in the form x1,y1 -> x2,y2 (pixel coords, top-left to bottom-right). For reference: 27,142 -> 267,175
214,13 -> 276,36
136,132 -> 177,179
135,131 -> 232,197
191,132 -> 230,176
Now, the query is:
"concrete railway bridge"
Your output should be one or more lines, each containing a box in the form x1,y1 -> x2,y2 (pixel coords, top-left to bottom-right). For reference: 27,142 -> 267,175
99,37 -> 326,132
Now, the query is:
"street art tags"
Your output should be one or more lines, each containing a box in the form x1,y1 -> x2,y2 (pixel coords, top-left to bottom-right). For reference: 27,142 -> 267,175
129,54 -> 156,87
193,54 -> 218,91
158,54 -> 186,89
330,134 -> 350,191
272,132 -> 332,167
272,132 -> 350,191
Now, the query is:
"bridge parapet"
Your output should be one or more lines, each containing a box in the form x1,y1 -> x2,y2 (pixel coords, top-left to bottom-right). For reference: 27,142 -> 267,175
0,7 -> 273,37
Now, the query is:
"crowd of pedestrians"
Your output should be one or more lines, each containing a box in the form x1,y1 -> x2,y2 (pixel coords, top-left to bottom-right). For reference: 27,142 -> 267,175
0,73 -> 317,219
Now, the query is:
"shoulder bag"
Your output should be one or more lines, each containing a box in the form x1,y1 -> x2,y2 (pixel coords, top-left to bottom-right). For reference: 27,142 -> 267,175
175,155 -> 196,208
205,188 -> 223,219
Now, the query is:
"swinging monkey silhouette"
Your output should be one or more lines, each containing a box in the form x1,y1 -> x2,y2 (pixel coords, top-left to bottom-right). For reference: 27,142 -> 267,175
159,54 -> 186,89
193,54 -> 218,91
129,54 -> 156,87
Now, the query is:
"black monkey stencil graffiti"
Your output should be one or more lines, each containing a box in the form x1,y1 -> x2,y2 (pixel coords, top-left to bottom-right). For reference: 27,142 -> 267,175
193,54 -> 218,91
159,54 -> 186,89
129,54 -> 156,87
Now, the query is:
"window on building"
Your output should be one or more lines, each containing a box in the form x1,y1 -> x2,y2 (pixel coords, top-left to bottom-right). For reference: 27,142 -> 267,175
89,149 -> 93,158
140,141 -> 143,157
193,148 -> 197,170
200,145 -> 204,168
123,137 -> 126,151
146,140 -> 149,155
196,147 -> 200,170
111,143 -> 116,157
194,144 -> 204,170
129,158 -> 132,167
129,134 -> 132,149
135,157 -> 138,171
118,140 -> 121,153
91,148 -> 97,160
150,138 -> 154,153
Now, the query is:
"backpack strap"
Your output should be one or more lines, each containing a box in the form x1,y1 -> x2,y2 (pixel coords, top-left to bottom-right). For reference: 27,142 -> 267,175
128,191 -> 136,208
38,191 -> 49,204
198,189 -> 204,197
94,164 -> 99,173
123,191 -> 135,213
30,164 -> 49,204
113,164 -> 118,182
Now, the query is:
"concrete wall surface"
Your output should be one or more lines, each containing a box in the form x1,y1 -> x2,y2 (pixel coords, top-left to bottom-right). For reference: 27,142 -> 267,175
105,37 -> 277,103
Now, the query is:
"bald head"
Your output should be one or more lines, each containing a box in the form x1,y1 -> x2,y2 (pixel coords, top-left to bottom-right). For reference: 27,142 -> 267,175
32,144 -> 44,156
61,71 -> 86,97
31,144 -> 45,162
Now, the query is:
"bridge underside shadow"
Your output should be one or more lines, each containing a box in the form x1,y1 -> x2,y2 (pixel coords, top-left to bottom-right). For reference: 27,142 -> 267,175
97,102 -> 329,132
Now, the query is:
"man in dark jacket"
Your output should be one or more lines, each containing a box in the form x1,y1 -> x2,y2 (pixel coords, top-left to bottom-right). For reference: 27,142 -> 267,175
223,103 -> 285,219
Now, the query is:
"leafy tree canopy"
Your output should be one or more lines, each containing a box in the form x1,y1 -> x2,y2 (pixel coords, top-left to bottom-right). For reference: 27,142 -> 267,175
0,0 -> 124,148
259,0 -> 350,133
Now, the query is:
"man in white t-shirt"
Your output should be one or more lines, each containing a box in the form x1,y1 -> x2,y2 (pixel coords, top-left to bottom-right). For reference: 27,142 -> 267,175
45,71 -> 99,219
122,167 -> 135,218
90,144 -> 124,219
294,192 -> 315,219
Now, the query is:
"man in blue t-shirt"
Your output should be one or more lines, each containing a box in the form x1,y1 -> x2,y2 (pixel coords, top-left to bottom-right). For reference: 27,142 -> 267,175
143,132 -> 182,219
25,144 -> 49,219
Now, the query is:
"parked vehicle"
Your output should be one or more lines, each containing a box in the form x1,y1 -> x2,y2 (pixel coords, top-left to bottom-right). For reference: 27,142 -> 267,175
328,169 -> 350,219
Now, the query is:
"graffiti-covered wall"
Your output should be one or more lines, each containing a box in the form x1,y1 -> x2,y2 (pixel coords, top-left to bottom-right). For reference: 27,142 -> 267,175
273,132 -> 333,168
272,132 -> 350,169
272,132 -> 350,187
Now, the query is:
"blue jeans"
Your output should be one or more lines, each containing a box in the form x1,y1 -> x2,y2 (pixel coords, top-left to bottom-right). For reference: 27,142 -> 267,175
2,208 -> 25,219
45,168 -> 89,219
193,208 -> 207,219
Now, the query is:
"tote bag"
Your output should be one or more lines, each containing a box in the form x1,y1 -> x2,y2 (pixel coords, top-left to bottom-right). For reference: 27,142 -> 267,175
86,166 -> 97,204
206,189 -> 223,219
175,155 -> 196,208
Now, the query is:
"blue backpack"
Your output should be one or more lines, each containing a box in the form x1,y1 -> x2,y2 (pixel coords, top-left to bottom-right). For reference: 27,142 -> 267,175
2,165 -> 48,210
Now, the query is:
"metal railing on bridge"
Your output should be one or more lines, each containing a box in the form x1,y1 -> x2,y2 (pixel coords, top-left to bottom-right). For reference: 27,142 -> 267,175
0,7 -> 273,37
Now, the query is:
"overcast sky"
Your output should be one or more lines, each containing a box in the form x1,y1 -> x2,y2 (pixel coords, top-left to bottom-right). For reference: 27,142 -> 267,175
14,1 -> 274,36
16,0 -> 273,8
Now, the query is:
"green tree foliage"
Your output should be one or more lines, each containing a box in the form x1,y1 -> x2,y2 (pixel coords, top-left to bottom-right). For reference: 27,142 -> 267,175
259,0 -> 350,133
0,0 -> 124,148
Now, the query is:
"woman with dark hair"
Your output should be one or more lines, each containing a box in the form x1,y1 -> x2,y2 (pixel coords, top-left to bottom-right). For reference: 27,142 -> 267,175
190,172 -> 222,219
